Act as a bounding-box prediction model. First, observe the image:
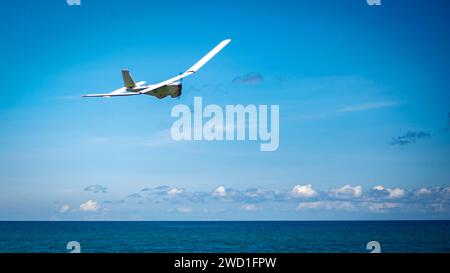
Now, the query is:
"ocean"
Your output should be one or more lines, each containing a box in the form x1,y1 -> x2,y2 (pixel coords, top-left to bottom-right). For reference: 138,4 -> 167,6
0,221 -> 449,253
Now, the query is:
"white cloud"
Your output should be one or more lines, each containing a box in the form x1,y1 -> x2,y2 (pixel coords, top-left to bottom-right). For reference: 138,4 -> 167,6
212,186 -> 227,197
245,188 -> 265,198
177,207 -> 192,213
297,201 -> 355,210
415,188 -> 432,196
80,200 -> 99,212
364,202 -> 401,213
240,204 -> 259,211
372,185 -> 406,199
168,188 -> 185,195
373,185 -> 385,191
387,188 -> 405,199
330,185 -> 363,198
59,205 -> 71,213
290,184 -> 317,198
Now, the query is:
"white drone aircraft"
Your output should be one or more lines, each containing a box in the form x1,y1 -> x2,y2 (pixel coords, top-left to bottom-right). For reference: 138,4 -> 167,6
83,39 -> 231,99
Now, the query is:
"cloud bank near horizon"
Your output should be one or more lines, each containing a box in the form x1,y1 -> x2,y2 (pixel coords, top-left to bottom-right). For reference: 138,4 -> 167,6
53,183 -> 450,219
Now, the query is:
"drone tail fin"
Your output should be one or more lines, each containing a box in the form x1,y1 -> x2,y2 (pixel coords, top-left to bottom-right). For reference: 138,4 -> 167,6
122,70 -> 136,89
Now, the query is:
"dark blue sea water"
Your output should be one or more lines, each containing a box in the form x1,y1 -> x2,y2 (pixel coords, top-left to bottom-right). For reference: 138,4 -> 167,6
0,221 -> 449,253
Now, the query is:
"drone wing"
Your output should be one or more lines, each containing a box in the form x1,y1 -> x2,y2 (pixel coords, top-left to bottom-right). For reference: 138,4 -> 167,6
139,39 -> 231,94
82,87 -> 141,97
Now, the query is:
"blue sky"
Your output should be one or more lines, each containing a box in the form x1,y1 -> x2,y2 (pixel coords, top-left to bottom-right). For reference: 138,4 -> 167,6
0,0 -> 449,220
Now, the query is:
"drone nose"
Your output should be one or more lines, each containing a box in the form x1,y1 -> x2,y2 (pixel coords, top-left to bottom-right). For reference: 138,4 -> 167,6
177,83 -> 182,97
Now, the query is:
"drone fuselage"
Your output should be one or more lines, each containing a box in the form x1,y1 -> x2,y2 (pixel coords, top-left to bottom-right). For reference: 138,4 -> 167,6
143,82 -> 182,99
